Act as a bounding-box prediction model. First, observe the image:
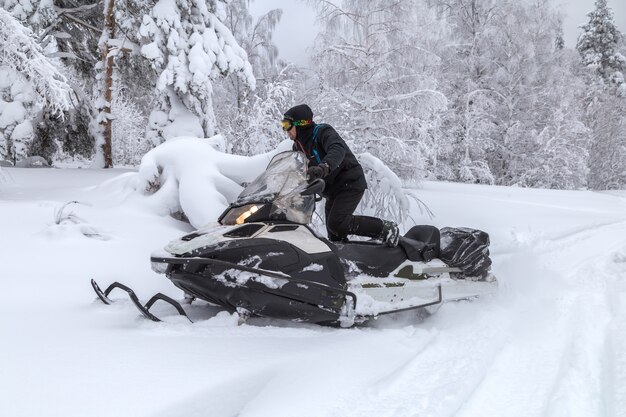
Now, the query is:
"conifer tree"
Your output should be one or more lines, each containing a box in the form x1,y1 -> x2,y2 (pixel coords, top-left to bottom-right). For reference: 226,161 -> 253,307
576,0 -> 626,189
139,0 -> 256,144
576,0 -> 626,93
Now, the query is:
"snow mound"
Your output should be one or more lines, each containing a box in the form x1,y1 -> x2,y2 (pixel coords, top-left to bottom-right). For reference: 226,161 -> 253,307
136,136 -> 291,228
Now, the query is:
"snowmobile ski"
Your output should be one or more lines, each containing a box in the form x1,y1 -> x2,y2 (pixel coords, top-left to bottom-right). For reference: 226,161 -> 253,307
91,279 -> 192,322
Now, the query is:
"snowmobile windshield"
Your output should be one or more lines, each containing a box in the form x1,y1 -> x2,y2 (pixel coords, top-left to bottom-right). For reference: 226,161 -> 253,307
219,151 -> 316,225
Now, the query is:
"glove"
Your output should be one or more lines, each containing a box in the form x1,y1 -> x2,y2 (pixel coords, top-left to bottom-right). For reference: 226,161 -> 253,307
307,163 -> 330,181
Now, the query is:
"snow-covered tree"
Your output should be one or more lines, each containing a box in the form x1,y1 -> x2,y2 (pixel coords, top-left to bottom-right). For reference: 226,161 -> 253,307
111,88 -> 152,166
2,1 -> 106,164
213,0 -> 293,156
221,68 -> 297,156
576,0 -> 626,95
584,88 -> 626,189
575,1 -> 626,189
92,0 -> 116,168
436,0 -> 589,188
220,0 -> 282,108
0,7 -> 71,162
0,0 -> 55,29
92,0 -> 158,168
308,0 -> 448,180
138,0 -> 256,144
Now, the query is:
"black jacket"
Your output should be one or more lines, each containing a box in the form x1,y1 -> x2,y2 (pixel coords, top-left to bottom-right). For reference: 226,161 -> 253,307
292,123 -> 367,198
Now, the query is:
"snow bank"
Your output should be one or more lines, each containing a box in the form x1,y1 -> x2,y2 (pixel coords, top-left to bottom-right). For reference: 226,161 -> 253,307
136,135 -> 292,228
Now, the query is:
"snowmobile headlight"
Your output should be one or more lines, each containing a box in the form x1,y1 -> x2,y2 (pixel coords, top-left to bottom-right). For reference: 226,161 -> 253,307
151,260 -> 168,274
235,204 -> 260,224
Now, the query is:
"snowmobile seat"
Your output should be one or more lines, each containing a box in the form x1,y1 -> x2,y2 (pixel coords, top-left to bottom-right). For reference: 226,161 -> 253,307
336,225 -> 441,278
399,225 -> 441,262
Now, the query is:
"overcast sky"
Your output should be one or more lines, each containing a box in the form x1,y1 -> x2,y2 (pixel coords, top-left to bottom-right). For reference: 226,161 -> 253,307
250,0 -> 626,67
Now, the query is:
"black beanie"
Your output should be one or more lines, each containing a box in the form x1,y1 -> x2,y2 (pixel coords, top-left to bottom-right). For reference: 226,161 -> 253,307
283,104 -> 313,122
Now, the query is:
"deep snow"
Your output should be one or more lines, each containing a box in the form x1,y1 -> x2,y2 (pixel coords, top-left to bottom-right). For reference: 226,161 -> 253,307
1,166 -> 625,417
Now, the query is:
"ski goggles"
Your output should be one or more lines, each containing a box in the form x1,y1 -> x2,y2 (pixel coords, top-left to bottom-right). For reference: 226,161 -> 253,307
281,119 -> 313,131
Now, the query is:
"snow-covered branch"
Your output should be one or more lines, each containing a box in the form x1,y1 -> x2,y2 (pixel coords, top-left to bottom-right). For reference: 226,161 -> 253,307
0,8 -> 72,115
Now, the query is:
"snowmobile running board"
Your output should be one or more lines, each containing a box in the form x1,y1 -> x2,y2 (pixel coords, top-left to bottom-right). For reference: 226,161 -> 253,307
366,284 -> 443,318
91,279 -> 192,323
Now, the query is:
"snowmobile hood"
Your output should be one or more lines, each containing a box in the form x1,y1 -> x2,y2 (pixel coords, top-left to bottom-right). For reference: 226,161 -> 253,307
162,223 -> 242,256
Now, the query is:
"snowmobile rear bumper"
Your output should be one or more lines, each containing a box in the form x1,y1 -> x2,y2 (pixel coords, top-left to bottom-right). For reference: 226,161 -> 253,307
151,255 -> 358,324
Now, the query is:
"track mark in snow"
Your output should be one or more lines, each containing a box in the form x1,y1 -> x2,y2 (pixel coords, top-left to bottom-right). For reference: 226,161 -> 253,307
147,368 -> 277,417
463,232 -> 623,417
366,329 -> 440,388
452,292 -> 611,417
547,220 -> 626,244
326,220 -> 624,417
603,252 -> 626,417
543,295 -> 611,417
536,220 -> 626,279
338,302 -> 512,417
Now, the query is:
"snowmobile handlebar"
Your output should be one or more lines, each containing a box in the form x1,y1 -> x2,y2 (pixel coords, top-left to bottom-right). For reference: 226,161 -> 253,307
301,178 -> 325,196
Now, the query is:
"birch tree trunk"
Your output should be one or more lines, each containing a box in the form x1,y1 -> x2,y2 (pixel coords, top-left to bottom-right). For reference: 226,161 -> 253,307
99,0 -> 115,168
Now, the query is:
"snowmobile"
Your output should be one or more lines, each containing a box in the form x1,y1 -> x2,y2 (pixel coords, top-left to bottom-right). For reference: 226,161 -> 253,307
92,151 -> 496,326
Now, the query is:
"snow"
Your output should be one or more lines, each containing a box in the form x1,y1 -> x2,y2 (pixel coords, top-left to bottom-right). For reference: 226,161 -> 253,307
140,42 -> 161,60
10,120 -> 33,140
135,136 -> 291,228
1,163 -> 626,417
0,100 -> 27,128
302,263 -> 324,272
214,267 -> 288,290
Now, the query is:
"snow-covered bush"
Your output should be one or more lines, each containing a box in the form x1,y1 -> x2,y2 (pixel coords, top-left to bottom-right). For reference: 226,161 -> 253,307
111,89 -> 151,166
458,156 -> 495,185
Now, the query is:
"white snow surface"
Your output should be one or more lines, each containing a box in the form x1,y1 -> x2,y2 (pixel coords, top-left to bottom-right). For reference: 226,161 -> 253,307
1,166 -> 626,417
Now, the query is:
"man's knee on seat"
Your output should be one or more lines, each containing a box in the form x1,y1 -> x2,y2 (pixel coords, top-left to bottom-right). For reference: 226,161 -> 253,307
327,217 -> 350,237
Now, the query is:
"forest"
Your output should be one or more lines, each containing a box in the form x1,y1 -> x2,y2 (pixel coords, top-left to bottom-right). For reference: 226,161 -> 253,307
1,0 -> 625,190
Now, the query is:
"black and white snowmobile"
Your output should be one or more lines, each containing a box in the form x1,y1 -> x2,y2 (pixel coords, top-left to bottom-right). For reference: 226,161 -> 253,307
92,151 -> 496,326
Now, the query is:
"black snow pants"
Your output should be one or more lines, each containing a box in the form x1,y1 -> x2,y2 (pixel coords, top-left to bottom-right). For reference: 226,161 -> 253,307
324,189 -> 385,242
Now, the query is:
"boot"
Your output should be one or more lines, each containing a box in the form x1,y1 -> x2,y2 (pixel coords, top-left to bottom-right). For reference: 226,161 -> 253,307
381,220 -> 400,247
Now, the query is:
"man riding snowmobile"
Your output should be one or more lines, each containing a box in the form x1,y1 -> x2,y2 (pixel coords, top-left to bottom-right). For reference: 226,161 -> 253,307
282,104 -> 400,247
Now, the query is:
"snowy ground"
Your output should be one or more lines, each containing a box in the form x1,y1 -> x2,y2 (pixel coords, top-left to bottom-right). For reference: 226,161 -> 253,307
1,167 -> 625,417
